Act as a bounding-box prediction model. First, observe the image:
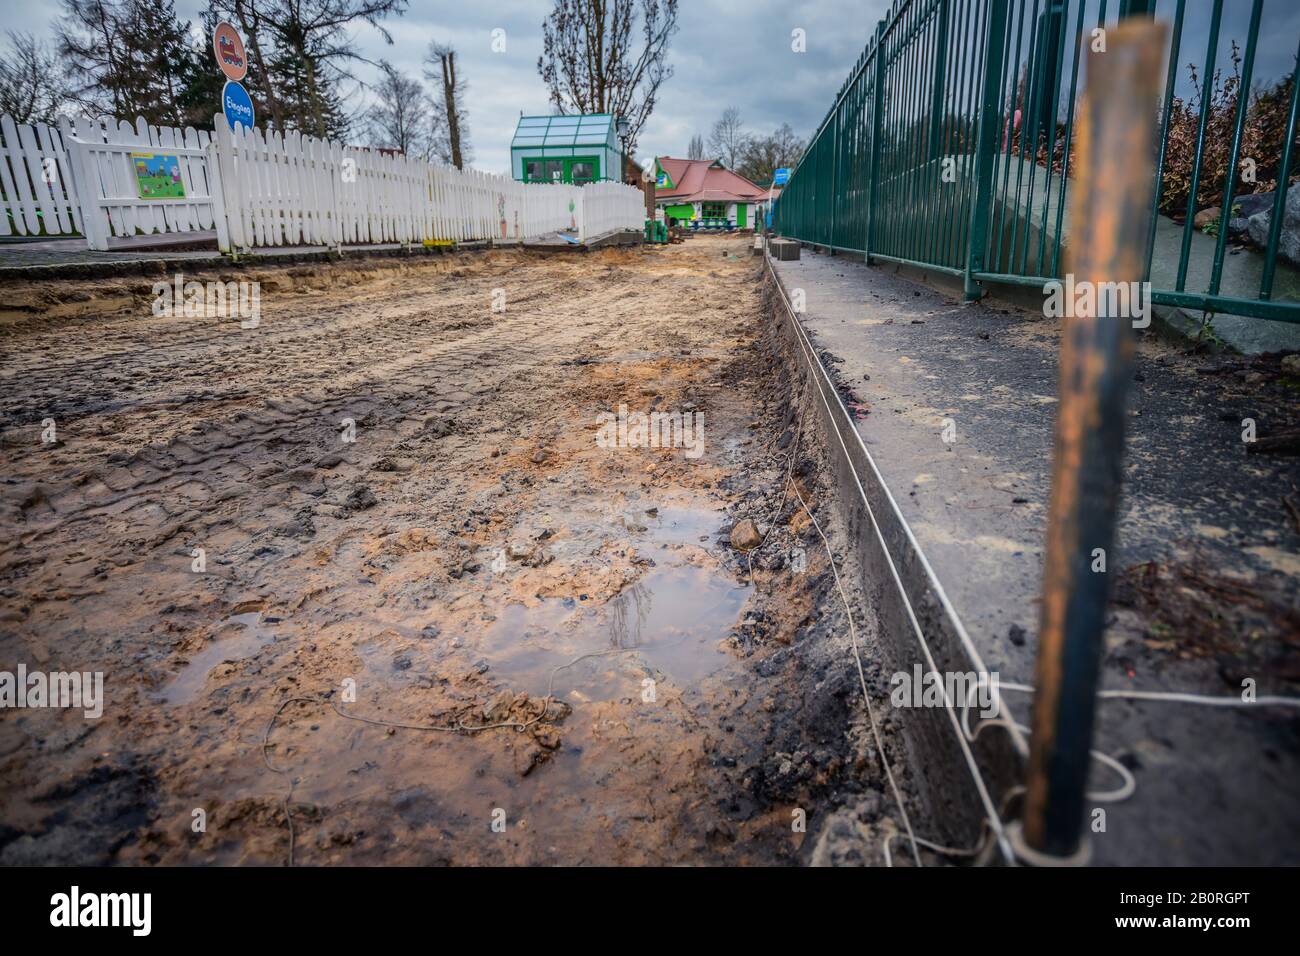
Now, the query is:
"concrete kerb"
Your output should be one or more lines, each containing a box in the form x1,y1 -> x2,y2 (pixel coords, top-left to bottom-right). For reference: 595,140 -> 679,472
762,251 -> 1024,865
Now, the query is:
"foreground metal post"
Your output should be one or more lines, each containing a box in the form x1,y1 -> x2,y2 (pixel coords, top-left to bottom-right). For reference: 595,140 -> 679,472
1022,18 -> 1166,860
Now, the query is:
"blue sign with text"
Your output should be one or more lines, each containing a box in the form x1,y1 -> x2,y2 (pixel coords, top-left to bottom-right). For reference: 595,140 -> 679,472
773,167 -> 790,186
222,80 -> 255,131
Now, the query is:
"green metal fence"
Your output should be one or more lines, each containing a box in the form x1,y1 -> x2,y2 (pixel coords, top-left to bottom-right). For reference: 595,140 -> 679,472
774,0 -> 1300,323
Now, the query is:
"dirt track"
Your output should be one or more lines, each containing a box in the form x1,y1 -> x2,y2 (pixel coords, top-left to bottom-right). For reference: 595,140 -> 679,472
0,235 -> 898,865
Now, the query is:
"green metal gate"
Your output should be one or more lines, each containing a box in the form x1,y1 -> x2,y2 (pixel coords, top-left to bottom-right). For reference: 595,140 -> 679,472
774,0 -> 1300,323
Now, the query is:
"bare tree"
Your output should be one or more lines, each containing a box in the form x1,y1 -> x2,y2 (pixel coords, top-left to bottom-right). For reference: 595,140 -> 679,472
686,133 -> 704,160
537,0 -> 678,154
268,0 -> 407,138
425,42 -> 469,168
0,32 -> 67,124
707,106 -> 747,169
738,122 -> 804,184
367,60 -> 428,156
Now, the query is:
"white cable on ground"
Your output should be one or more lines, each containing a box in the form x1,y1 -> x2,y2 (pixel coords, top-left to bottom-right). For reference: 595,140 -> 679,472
764,249 -> 1014,863
784,434 -> 924,867
763,245 -> 1300,867
741,364 -> 923,866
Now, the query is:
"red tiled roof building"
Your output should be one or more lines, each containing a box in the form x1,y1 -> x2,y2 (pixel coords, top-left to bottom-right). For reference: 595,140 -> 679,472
654,157 -> 769,230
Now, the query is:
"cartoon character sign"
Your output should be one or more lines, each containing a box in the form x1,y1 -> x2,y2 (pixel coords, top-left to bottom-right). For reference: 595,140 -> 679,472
212,22 -> 248,82
498,193 -> 507,239
131,152 -> 186,199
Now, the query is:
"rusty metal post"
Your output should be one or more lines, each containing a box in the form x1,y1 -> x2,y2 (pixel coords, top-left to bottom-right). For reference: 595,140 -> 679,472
1022,18 -> 1166,859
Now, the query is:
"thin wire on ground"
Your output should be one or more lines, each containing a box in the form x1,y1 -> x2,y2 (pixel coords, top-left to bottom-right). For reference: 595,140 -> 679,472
764,243 -> 1300,866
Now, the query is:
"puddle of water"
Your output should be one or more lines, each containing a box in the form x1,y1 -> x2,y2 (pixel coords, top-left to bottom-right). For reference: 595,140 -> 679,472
642,505 -> 719,548
335,497 -> 744,706
480,564 -> 748,700
156,612 -> 273,705
605,564 -> 748,682
448,497 -> 748,699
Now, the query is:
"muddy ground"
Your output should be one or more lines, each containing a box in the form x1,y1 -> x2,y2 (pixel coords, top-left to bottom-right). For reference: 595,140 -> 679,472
0,235 -> 913,866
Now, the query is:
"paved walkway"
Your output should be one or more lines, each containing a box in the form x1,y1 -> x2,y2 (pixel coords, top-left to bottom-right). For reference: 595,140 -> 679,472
0,233 -> 222,268
771,245 -> 1300,865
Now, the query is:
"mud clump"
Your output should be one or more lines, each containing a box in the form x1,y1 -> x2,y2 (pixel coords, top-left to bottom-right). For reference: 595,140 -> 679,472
729,519 -> 763,550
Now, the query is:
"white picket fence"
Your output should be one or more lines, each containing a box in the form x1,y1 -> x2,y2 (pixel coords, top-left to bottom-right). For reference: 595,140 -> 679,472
0,114 -> 216,248
578,181 -> 647,243
0,115 -> 83,238
0,111 -> 645,253
210,118 -> 597,250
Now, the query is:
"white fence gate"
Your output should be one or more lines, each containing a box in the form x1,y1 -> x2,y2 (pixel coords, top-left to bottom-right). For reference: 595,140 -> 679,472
1,111 -> 645,253
0,115 -> 83,239
66,117 -> 216,250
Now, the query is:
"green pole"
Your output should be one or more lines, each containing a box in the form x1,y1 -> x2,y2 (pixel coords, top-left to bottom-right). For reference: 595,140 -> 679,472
964,0 -> 1010,299
865,20 -> 886,263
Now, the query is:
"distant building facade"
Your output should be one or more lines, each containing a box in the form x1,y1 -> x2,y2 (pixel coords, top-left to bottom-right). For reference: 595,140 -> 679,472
653,157 -> 768,230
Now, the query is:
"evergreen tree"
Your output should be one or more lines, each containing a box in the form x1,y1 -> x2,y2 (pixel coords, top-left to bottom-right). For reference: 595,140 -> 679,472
57,0 -> 199,125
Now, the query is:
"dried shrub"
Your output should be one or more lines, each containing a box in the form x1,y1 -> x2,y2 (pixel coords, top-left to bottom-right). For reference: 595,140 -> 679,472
1159,42 -> 1299,217
997,40 -> 1298,219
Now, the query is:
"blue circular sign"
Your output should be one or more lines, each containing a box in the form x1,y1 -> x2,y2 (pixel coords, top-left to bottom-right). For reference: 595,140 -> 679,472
222,80 -> 255,131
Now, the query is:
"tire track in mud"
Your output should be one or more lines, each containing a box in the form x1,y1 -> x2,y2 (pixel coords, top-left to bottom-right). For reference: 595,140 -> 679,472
2,259 -> 625,534
0,256 -> 587,427
0,239 -> 884,866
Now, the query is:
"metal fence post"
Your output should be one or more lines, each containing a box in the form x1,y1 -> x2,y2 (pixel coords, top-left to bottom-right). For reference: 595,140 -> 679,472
1118,0 -> 1157,15
929,0 -> 951,164
865,19 -> 887,264
963,0 -> 1010,299
829,99 -> 839,252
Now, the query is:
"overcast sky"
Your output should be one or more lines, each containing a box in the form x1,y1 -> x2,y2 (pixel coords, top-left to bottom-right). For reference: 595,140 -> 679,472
10,1 -> 1300,175
10,0 -> 887,174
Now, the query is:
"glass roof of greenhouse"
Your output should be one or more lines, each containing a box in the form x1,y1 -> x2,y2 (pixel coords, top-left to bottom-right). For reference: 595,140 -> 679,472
511,114 -> 616,149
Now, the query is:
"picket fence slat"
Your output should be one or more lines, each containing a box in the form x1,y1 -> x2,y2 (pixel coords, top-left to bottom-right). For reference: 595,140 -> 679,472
2,111 -> 644,252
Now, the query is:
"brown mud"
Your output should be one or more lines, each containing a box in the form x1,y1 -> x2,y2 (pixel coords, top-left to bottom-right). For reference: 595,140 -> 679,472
0,235 -> 903,865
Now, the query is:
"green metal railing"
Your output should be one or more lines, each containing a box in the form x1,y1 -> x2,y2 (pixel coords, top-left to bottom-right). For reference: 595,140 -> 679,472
774,0 -> 1300,323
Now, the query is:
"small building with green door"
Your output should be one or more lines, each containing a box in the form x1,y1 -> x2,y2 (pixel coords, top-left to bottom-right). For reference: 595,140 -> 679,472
510,113 -> 630,185
653,157 -> 768,230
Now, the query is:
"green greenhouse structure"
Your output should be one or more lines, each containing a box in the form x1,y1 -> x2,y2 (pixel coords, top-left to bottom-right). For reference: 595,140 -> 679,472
510,114 -> 631,186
